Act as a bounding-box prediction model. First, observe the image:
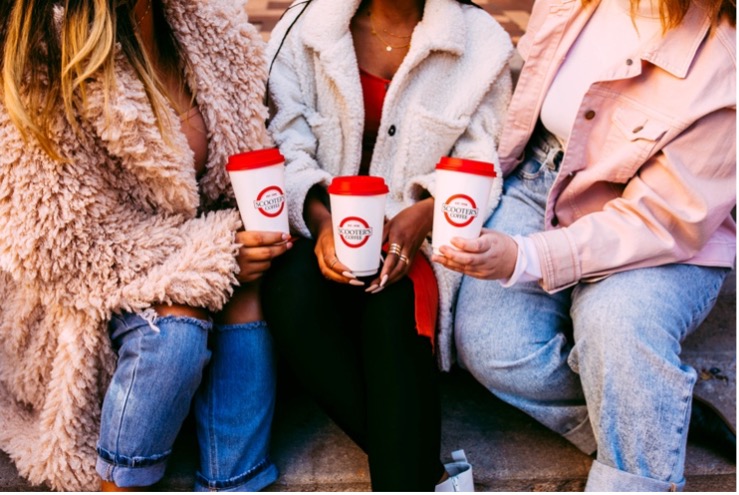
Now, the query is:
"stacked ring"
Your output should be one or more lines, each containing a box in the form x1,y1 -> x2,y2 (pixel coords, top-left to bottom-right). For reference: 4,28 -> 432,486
389,243 -> 402,255
398,254 -> 410,265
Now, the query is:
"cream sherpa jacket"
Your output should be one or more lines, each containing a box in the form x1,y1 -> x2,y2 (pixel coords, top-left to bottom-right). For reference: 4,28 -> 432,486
267,0 -> 513,370
0,0 -> 269,490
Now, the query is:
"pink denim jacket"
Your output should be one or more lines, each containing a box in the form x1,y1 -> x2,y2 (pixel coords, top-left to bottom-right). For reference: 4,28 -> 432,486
499,0 -> 737,292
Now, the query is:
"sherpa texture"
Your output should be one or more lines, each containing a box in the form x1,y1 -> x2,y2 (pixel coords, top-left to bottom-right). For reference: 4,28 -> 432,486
0,0 -> 270,490
267,0 -> 513,370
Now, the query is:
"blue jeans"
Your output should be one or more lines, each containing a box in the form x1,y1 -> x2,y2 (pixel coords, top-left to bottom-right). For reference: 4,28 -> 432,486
97,311 -> 278,490
455,156 -> 729,491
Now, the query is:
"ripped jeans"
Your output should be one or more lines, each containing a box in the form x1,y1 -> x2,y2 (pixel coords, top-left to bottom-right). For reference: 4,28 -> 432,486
96,310 -> 278,490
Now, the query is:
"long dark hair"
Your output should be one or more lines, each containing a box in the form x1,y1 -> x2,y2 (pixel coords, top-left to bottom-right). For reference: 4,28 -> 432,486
581,0 -> 735,28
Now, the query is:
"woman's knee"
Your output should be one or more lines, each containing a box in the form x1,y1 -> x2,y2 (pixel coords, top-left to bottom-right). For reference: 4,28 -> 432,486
139,313 -> 211,385
458,326 -> 575,400
218,282 -> 263,325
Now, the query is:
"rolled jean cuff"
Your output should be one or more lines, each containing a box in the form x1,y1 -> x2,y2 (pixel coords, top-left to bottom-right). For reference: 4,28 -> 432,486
585,460 -> 684,492
96,448 -> 170,487
563,415 -> 597,455
194,458 -> 279,492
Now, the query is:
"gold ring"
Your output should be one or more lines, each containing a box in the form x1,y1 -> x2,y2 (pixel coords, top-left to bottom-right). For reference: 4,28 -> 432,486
399,254 -> 410,265
389,243 -> 402,255
329,257 -> 339,269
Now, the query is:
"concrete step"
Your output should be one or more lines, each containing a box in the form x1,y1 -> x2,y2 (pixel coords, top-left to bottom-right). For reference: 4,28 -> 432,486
0,273 -> 734,491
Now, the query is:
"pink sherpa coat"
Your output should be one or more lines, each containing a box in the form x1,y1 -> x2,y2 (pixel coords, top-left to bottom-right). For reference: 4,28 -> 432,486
0,0 -> 269,490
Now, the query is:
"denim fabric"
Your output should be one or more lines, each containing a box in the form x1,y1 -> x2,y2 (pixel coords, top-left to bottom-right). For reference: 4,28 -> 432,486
97,311 -> 212,487
193,321 -> 278,491
455,156 -> 729,491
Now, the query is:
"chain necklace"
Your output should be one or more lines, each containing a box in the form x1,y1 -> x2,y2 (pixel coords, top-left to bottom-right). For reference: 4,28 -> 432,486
368,10 -> 411,52
133,0 -> 152,29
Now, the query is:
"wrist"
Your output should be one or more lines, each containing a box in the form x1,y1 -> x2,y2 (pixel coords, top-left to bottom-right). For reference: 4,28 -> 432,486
309,210 -> 332,237
415,197 -> 435,230
503,235 -> 519,279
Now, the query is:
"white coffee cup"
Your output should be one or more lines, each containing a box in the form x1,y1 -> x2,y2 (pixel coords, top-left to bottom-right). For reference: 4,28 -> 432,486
328,176 -> 389,277
432,157 -> 497,255
227,148 -> 289,233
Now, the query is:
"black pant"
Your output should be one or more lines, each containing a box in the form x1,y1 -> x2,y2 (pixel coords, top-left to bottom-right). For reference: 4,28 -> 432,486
262,239 -> 443,491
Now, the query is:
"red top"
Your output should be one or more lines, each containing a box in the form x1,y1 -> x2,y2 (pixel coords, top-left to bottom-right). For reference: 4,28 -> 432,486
360,67 -> 439,344
358,68 -> 389,176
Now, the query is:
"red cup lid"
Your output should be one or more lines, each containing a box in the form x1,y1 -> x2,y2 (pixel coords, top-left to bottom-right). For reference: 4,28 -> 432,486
327,176 -> 389,196
227,148 -> 284,171
435,156 -> 497,178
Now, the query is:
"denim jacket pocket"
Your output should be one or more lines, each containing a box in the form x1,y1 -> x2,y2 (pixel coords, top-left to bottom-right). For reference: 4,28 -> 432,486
604,107 -> 669,182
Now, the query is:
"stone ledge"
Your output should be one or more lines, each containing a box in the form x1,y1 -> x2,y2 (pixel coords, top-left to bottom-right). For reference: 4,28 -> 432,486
0,273 -> 734,492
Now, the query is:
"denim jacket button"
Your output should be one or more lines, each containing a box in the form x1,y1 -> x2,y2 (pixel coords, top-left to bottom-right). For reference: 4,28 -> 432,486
584,110 -> 596,120
388,125 -> 397,136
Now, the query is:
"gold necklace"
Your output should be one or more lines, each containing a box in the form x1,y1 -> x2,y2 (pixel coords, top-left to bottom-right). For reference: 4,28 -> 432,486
134,0 -> 152,29
368,10 -> 411,52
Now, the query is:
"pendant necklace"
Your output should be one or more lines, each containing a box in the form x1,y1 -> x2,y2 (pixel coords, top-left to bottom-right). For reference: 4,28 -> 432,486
368,10 -> 412,52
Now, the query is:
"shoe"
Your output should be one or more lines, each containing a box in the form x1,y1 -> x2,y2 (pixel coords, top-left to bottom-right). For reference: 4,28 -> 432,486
435,450 -> 474,492
689,394 -> 736,460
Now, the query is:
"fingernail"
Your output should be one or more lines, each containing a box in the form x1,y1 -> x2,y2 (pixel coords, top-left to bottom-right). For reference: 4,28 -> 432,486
349,279 -> 365,286
371,286 -> 385,294
342,271 -> 357,279
380,274 -> 388,287
365,284 -> 378,293
286,242 -> 293,249
282,233 -> 290,240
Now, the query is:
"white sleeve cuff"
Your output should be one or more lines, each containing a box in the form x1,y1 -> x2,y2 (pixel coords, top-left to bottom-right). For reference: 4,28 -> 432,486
498,235 -> 543,287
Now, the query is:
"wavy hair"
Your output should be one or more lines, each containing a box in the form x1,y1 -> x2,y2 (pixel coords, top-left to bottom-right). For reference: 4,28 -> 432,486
582,0 -> 736,29
0,0 -> 181,160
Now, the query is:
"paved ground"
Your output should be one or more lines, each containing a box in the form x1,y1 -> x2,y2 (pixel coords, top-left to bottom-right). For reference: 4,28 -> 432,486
246,0 -> 534,44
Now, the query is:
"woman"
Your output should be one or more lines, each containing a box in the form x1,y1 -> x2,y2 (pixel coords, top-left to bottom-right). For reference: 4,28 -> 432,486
0,0 -> 286,491
435,0 -> 735,490
262,0 -> 512,490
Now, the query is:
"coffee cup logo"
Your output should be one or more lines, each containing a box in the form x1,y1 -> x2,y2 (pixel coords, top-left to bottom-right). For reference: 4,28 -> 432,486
253,186 -> 286,218
337,216 -> 373,248
442,194 -> 479,228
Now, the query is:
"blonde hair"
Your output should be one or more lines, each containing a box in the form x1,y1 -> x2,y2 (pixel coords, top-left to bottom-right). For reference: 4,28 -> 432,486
0,0 -> 179,161
582,0 -> 736,30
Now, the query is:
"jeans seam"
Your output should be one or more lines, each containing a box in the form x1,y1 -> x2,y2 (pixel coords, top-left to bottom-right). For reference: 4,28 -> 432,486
113,326 -> 144,461
196,457 -> 273,490
681,269 -> 726,340
98,445 -> 172,467
215,320 -> 268,333
154,314 -> 213,332
667,366 -> 695,483
208,368 -> 219,483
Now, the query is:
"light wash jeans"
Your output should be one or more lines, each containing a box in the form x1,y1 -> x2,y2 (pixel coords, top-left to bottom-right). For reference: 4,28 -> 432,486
455,154 -> 730,492
96,311 -> 278,491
